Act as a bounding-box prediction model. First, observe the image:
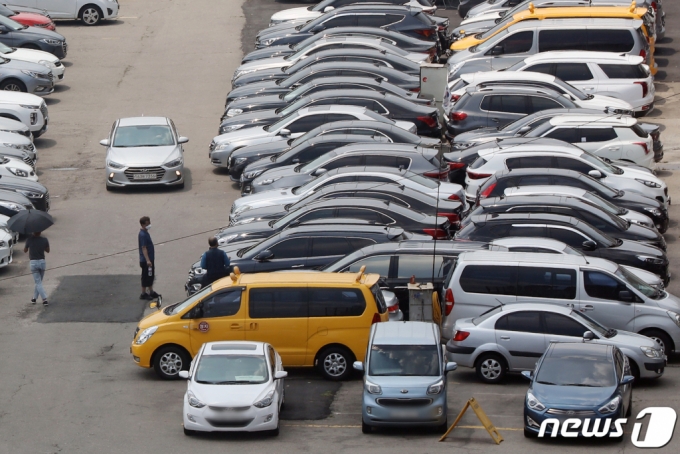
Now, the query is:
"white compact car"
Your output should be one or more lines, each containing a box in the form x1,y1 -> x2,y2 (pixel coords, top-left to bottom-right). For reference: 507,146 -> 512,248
0,41 -> 64,83
446,71 -> 634,116
464,141 -> 669,206
8,0 -> 119,25
525,114 -> 655,168
507,52 -> 654,116
0,226 -> 13,268
180,341 -> 287,436
0,154 -> 37,180
0,91 -> 48,137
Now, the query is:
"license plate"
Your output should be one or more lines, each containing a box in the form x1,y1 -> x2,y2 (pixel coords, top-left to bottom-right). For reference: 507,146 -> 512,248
133,174 -> 156,180
392,410 -> 419,419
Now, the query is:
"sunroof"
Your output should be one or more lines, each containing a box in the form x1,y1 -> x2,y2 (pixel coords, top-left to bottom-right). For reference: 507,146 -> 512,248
211,344 -> 257,351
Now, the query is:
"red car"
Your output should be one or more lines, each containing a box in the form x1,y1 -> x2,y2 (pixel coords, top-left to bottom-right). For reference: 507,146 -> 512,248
0,4 -> 55,31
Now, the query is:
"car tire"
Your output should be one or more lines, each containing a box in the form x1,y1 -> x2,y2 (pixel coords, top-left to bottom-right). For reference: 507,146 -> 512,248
317,346 -> 354,381
80,5 -> 103,25
435,418 -> 448,434
362,420 -> 373,434
641,329 -> 673,355
627,357 -> 640,383
524,427 -> 537,438
269,420 -> 280,437
0,79 -> 27,93
475,353 -> 506,384
153,345 -> 190,380
183,427 -> 196,436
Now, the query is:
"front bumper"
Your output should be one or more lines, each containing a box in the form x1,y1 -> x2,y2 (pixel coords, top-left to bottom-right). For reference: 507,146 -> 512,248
641,357 -> 665,378
183,400 -> 279,433
362,392 -> 446,428
524,406 -> 623,437
0,246 -> 12,268
106,165 -> 184,188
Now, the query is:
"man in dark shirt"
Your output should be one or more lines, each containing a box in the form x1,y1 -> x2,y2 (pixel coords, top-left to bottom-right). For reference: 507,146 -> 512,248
200,236 -> 231,286
24,231 -> 50,306
138,216 -> 158,300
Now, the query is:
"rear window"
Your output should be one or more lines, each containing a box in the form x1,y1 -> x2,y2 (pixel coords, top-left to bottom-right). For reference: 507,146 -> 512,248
630,124 -> 649,138
469,157 -> 487,170
371,284 -> 388,314
587,29 -> 634,53
459,265 -> 517,295
599,64 -> 649,79
413,11 -> 434,25
308,288 -> 366,317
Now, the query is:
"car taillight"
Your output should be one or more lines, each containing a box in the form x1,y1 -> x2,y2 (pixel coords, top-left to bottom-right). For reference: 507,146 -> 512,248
450,111 -> 468,122
466,170 -> 492,180
450,93 -> 461,103
444,288 -> 454,316
480,182 -> 497,199
448,161 -> 466,170
414,28 -> 435,38
635,81 -> 649,97
640,49 -> 647,59
448,193 -> 461,201
438,212 -> 460,224
453,330 -> 470,342
410,87 -> 421,93
651,1 -> 657,11
387,303 -> 399,313
417,115 -> 438,128
371,313 -> 382,325
423,228 -> 448,239
424,169 -> 449,180
634,142 -> 650,154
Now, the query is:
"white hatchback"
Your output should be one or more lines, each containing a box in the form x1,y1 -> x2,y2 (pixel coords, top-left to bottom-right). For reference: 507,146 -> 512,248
180,341 -> 287,436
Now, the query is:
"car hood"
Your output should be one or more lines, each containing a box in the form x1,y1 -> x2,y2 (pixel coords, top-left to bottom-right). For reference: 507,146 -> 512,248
213,127 -> 270,145
0,174 -> 45,192
613,238 -> 665,257
619,210 -> 654,227
621,265 -> 662,287
4,58 -> 48,73
107,145 -> 180,167
257,24 -> 300,42
227,81 -> 282,101
531,383 -> 615,409
454,127 -> 509,143
452,18 -> 496,37
227,94 -> 287,113
189,382 -> 273,407
271,7 -> 320,24
243,45 -> 294,62
217,220 -> 276,241
232,187 -> 298,212
251,170 -> 311,193
192,240 -> 263,270
367,375 -> 442,389
220,110 -> 279,130
4,47 -> 59,64
230,141 -> 291,160
625,222 -> 664,242
237,56 -> 292,73
0,90 -> 43,105
577,94 -> 633,111
617,165 -> 665,186
650,292 -> 680,313
602,329 -> 659,349
19,26 -> 65,40
447,48 -> 475,65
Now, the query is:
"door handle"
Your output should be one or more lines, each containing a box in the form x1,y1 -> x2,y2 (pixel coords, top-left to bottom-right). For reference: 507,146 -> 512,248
394,286 -> 409,289
582,305 -> 594,311
490,118 -> 499,123
230,323 -> 242,330
583,87 -> 595,90
608,146 -> 620,151
500,336 -> 510,340
291,264 -> 304,268
249,322 -> 258,330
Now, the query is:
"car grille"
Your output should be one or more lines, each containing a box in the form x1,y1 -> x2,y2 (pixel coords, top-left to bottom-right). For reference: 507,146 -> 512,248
376,398 -> 433,407
62,41 -> 68,56
546,409 -> 596,416
47,72 -> 54,82
124,166 -> 165,182
40,103 -> 48,120
206,418 -> 253,428
23,156 -> 35,169
208,406 -> 250,412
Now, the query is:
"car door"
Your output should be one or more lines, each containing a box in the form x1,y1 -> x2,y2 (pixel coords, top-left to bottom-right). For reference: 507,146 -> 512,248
553,63 -> 597,94
542,311 -> 592,346
516,266 -> 578,307
480,94 -> 529,128
307,236 -> 354,269
486,30 -> 534,68
578,128 -> 622,161
579,270 -> 637,332
188,288 -> 246,355
494,311 -> 547,371
259,237 -> 310,271
38,0 -> 73,18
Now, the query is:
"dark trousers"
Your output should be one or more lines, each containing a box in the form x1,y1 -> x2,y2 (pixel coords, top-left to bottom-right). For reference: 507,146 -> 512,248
140,262 -> 155,287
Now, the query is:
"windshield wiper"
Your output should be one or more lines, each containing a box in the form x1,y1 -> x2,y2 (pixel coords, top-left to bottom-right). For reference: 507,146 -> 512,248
536,381 -> 557,385
562,384 -> 600,387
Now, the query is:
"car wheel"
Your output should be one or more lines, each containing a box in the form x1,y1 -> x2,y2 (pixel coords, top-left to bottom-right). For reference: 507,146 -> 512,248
642,329 -> 673,355
0,79 -> 27,92
153,346 -> 189,380
80,5 -> 103,25
627,357 -> 640,382
362,420 -> 373,434
317,346 -> 354,381
183,427 -> 196,436
524,427 -> 537,438
475,353 -> 506,384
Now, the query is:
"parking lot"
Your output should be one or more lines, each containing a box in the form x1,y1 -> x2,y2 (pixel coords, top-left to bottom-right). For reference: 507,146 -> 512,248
1,0 -> 680,452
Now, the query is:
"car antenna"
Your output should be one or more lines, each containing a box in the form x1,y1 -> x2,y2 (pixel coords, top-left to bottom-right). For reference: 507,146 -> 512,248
495,298 -> 504,308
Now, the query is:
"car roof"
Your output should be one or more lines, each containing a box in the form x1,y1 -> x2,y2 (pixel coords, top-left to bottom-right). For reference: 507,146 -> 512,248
203,341 -> 266,355
330,165 -> 409,176
466,85 -> 562,97
522,51 -> 644,65
548,114 -> 636,127
507,17 -> 643,31
372,321 -> 438,345
306,134 -> 388,145
330,4 -> 417,13
488,302 -> 574,316
213,270 -> 381,288
497,167 -> 585,178
117,117 -> 169,126
301,197 -> 395,210
305,89 -> 389,102
547,342 -> 611,358
279,222 -> 402,235
504,185 -> 588,197
491,236 -> 571,249
470,212 -> 581,225
482,194 -> 593,209
358,240 -> 489,254
330,142 -> 425,156
298,105 -> 370,115
477,142 -> 582,158
462,71 -> 557,85
457,250 -> 594,266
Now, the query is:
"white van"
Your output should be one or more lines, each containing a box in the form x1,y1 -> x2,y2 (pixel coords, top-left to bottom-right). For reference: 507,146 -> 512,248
440,251 -> 680,354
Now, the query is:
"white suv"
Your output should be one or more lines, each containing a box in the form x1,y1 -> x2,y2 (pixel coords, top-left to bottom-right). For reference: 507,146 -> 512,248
0,92 -> 48,137
464,140 -> 668,206
524,114 -> 655,168
506,52 -> 654,116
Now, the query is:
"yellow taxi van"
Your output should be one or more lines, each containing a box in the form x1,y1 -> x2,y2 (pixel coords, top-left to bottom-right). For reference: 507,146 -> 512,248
130,267 -> 388,380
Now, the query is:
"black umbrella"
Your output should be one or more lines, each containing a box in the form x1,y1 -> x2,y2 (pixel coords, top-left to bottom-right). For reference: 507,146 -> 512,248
7,209 -> 54,234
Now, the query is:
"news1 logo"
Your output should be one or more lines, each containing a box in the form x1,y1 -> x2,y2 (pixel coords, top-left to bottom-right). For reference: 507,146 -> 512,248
538,407 -> 677,447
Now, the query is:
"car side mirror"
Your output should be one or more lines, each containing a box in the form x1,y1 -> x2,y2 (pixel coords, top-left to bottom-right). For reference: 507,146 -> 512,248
619,289 -> 634,302
491,45 -> 504,56
620,375 -> 635,386
274,371 -> 288,380
148,295 -> 162,310
99,139 -> 110,146
278,128 -> 291,137
588,169 -> 603,179
445,362 -> 458,373
254,249 -> 274,262
178,371 -> 190,379
518,125 -> 532,134
178,136 -> 189,144
521,370 -> 533,380
291,158 -> 300,164
583,331 -> 595,341
582,240 -> 597,251
353,361 -> 364,371
312,168 -> 327,177
323,6 -> 334,12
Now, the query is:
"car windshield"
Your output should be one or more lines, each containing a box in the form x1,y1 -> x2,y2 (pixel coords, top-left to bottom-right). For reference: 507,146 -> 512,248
535,354 -> 616,387
195,354 -> 269,384
571,310 -> 611,338
277,96 -> 312,117
0,42 -> 14,53
267,111 -> 300,133
283,82 -> 317,103
112,125 -> 174,147
615,265 -> 663,299
300,152 -> 335,173
0,14 -> 25,31
474,29 -> 509,52
271,206 -> 305,229
579,152 -> 622,174
582,192 -> 626,215
368,344 -> 440,376
164,285 -> 213,316
292,174 -> 327,194
553,78 -> 589,101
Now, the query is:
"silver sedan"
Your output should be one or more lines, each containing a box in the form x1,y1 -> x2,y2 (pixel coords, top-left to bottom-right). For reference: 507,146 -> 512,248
101,117 -> 188,190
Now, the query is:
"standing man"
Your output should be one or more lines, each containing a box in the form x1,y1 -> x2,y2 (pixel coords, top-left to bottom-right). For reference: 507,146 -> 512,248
24,231 -> 50,306
200,236 -> 231,286
138,216 -> 159,300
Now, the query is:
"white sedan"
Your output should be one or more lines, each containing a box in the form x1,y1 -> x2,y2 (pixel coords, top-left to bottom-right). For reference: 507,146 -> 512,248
180,341 -> 287,436
0,42 -> 64,82
0,227 -> 13,268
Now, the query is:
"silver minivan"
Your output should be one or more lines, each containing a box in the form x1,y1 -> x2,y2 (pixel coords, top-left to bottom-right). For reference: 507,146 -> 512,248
440,251 -> 680,354
354,321 -> 456,433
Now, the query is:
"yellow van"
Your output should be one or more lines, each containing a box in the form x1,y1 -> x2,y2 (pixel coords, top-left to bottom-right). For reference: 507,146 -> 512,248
451,1 -> 649,51
130,267 -> 388,380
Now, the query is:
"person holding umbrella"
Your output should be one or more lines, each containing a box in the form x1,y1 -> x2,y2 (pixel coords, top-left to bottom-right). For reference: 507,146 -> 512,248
7,209 -> 54,307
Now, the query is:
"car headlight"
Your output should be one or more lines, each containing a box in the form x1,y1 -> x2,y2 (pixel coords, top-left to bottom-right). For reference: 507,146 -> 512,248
16,190 -> 43,199
526,392 -> 545,411
234,217 -> 256,225
233,205 -> 252,215
134,326 -> 158,345
107,160 -> 125,169
21,70 -> 49,79
258,176 -> 283,185
630,219 -> 654,228
643,207 -> 662,217
635,178 -> 662,189
260,38 -> 279,46
187,391 -> 206,408
226,109 -> 244,117
218,234 -> 238,244
234,69 -> 256,79
253,389 -> 275,408
8,167 -> 29,177
38,60 -> 55,68
0,201 -> 24,211
427,379 -> 445,395
163,157 -> 183,168
640,346 -> 663,358
0,240 -> 5,247
1,143 -> 23,150
598,396 -> 621,415
193,267 -> 206,275
636,255 -> 665,265
20,105 -> 39,110
244,169 -> 265,179
364,380 -> 382,395
40,38 -> 62,46
452,142 -> 472,150
666,311 -> 680,328
213,142 -> 231,151
221,124 -> 246,134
